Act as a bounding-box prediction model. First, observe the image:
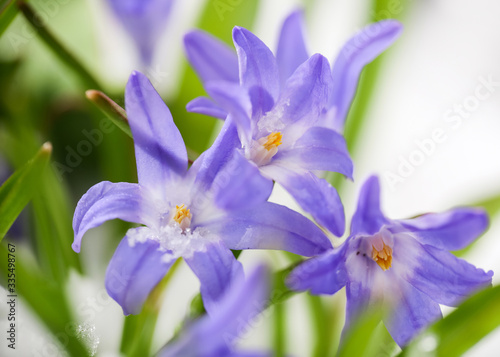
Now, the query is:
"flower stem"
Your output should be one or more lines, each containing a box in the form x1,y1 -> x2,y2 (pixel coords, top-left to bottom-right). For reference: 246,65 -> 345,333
0,0 -> 20,36
307,295 -> 333,357
17,1 -> 103,90
273,300 -> 286,357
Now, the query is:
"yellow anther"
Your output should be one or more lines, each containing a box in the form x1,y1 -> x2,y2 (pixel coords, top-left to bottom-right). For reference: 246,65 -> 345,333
371,243 -> 393,271
173,204 -> 192,226
262,132 -> 283,151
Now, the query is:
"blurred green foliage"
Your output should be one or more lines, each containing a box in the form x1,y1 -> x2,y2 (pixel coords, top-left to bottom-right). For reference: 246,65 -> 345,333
0,142 -> 50,240
400,285 -> 500,357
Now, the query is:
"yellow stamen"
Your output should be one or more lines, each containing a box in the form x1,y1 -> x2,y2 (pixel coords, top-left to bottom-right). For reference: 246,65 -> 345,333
371,243 -> 393,271
262,132 -> 283,151
173,204 -> 191,225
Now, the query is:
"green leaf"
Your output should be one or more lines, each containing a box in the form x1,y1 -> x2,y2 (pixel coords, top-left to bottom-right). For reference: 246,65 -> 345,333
401,285 -> 500,357
0,142 -> 51,241
85,90 -> 131,138
337,309 -> 389,357
473,193 -> 500,217
31,165 -> 83,281
0,0 -> 20,37
433,285 -> 500,356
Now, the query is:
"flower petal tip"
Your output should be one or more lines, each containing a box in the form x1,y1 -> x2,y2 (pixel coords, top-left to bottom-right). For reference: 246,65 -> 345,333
183,30 -> 207,48
378,19 -> 404,37
288,8 -> 305,17
232,26 -> 253,43
183,30 -> 198,42
71,242 -> 81,253
308,53 -> 331,69
474,208 -> 490,231
364,174 -> 381,190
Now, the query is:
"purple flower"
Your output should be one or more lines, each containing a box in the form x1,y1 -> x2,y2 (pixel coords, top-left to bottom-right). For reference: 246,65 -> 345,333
287,175 -> 493,347
159,265 -> 271,357
107,0 -> 174,65
184,11 -> 402,129
182,14 -> 402,237
72,71 -> 331,315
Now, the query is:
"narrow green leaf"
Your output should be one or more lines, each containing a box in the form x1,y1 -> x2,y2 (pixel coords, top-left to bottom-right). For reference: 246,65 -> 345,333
0,142 -> 51,240
31,165 -> 83,281
17,1 -> 103,90
337,309 -> 387,357
86,90 -> 132,138
401,285 -> 500,357
473,193 -> 500,217
401,286 -> 500,357
433,285 -> 500,356
0,0 -> 20,37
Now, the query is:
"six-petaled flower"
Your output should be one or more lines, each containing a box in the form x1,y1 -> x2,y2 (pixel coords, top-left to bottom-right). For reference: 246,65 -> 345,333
287,175 -> 494,346
183,13 -> 402,237
72,71 -> 332,315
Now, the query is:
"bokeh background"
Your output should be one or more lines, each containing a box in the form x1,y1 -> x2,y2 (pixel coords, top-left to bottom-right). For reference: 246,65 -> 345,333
0,0 -> 499,356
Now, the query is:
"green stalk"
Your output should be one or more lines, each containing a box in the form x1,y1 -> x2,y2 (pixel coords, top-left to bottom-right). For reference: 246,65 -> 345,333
307,295 -> 331,357
273,301 -> 286,357
17,1 -> 102,90
271,252 -> 303,357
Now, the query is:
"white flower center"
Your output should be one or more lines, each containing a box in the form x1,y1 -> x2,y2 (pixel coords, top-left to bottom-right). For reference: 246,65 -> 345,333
127,224 -> 216,262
